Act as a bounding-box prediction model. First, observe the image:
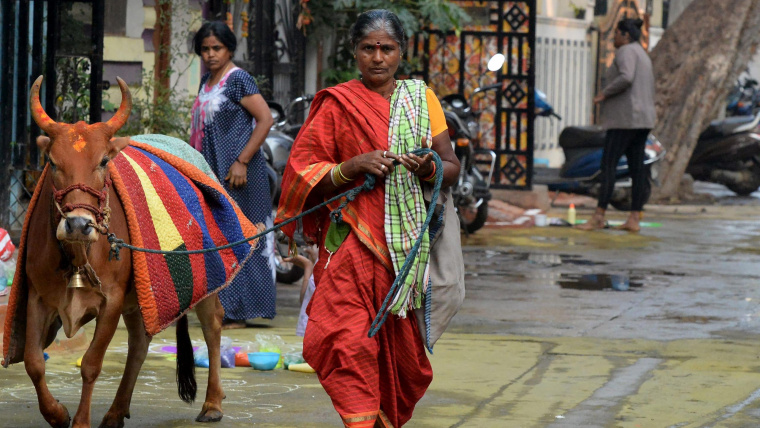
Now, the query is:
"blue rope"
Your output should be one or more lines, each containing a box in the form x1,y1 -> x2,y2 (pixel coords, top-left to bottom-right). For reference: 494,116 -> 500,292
106,171 -> 377,260
367,149 -> 443,339
106,148 -> 444,341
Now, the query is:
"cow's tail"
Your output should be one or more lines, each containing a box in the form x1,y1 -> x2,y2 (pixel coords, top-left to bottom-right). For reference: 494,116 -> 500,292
176,314 -> 197,403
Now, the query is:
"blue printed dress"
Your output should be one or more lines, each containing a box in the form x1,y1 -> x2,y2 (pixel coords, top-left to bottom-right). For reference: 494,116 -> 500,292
190,67 -> 276,321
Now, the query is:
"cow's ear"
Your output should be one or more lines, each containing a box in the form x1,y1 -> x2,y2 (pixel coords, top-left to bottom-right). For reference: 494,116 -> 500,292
36,135 -> 51,154
108,136 -> 130,158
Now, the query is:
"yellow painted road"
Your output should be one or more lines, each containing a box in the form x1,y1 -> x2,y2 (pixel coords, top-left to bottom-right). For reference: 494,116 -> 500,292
3,202 -> 760,427
3,322 -> 760,427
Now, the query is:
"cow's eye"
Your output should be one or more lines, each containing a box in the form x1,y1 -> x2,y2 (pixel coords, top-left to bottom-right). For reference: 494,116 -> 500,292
48,160 -> 57,171
99,157 -> 110,168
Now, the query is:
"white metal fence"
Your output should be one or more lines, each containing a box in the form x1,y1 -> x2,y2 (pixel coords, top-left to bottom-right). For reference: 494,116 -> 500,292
534,30 -> 594,167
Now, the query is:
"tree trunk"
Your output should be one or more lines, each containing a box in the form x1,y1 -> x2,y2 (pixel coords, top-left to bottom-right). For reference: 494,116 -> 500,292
650,0 -> 760,201
153,0 -> 172,110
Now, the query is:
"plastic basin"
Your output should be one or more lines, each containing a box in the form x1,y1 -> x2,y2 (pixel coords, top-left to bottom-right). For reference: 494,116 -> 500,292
248,352 -> 280,370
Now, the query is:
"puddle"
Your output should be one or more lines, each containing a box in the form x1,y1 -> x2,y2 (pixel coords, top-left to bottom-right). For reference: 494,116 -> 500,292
729,247 -> 760,255
524,252 -> 607,267
557,273 -> 643,291
645,314 -> 727,324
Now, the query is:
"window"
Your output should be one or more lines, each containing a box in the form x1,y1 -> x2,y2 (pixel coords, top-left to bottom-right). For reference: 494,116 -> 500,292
104,0 -> 127,36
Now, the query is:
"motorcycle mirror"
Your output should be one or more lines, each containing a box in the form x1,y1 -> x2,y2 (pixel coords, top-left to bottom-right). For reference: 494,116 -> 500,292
487,54 -> 505,72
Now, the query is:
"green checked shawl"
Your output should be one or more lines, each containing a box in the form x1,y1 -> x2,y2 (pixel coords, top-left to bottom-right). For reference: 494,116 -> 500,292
384,79 -> 433,318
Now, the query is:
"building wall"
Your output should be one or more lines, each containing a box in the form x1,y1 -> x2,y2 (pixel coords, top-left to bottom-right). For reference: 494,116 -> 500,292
102,0 -> 201,118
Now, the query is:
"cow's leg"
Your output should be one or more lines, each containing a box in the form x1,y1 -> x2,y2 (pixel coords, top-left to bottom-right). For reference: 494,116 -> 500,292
194,294 -> 225,422
24,287 -> 71,428
71,295 -> 124,428
99,306 -> 151,428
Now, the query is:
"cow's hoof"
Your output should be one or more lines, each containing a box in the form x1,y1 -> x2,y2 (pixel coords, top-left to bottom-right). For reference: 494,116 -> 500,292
46,403 -> 71,428
195,408 -> 223,423
98,411 -> 128,428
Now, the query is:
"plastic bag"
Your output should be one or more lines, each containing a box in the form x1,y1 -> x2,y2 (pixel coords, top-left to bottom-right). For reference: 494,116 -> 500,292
283,351 -> 305,369
193,336 -> 236,368
234,343 -> 258,367
4,258 -> 15,287
0,261 -> 6,293
255,334 -> 284,369
194,346 -> 210,368
220,336 -> 236,368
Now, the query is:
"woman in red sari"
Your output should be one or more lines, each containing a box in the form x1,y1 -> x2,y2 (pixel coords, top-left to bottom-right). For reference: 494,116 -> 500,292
276,9 -> 459,427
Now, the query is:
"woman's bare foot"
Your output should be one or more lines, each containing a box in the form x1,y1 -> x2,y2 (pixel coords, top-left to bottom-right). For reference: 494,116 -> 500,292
575,216 -> 606,231
615,221 -> 640,232
615,212 -> 642,233
222,319 -> 247,330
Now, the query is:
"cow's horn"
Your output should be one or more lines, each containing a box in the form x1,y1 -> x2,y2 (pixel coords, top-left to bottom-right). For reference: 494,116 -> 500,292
105,77 -> 132,133
30,76 -> 62,134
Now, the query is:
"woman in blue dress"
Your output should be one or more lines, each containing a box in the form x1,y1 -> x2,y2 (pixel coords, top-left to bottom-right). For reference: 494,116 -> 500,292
190,21 -> 276,328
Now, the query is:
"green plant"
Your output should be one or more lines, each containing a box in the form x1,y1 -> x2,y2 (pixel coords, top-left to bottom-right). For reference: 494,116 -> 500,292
115,69 -> 195,140
298,0 -> 470,85
570,1 -> 586,19
55,57 -> 92,124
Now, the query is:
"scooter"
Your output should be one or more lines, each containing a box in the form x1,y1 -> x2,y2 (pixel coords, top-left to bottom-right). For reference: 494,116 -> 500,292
532,91 -> 666,210
264,95 -> 314,283
687,112 -> 760,196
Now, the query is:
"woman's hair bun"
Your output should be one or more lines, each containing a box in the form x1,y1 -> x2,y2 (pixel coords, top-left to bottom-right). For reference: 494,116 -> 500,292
634,18 -> 644,28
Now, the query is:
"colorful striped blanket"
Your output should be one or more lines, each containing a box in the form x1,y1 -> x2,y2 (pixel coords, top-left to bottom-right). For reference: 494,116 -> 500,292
2,135 -> 260,363
112,137 -> 261,335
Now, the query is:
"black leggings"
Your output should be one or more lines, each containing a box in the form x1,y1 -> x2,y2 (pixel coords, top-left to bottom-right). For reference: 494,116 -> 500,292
597,128 -> 650,212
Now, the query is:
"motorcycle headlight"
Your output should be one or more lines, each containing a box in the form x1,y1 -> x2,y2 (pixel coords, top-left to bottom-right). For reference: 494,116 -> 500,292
467,120 -> 479,137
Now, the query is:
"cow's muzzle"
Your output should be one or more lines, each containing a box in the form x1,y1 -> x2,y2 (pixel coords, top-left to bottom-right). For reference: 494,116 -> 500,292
57,213 -> 99,242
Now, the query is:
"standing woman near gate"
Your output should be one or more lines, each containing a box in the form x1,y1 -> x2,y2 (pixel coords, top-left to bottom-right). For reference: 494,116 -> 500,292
190,21 -> 276,328
277,9 -> 460,427
577,18 -> 656,233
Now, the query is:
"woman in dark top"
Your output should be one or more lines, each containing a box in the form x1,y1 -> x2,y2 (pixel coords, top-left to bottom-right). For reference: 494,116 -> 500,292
190,21 -> 276,328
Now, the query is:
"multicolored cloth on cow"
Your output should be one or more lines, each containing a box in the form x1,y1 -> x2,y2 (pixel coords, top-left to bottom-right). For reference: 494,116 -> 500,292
110,137 -> 262,336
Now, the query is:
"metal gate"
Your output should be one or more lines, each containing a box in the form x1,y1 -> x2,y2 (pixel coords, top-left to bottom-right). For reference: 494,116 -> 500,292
410,0 -> 536,189
0,0 -> 105,241
209,0 -> 306,110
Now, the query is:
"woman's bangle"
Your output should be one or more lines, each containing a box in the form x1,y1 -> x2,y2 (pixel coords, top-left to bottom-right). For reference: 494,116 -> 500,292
337,163 -> 354,183
331,163 -> 353,187
236,157 -> 249,166
422,163 -> 437,182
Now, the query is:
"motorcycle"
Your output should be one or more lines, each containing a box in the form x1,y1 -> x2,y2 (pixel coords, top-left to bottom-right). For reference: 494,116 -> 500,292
726,76 -> 760,117
440,90 -> 497,233
264,95 -> 315,203
437,55 -> 510,233
532,90 -> 667,210
686,112 -> 760,196
264,95 -> 314,283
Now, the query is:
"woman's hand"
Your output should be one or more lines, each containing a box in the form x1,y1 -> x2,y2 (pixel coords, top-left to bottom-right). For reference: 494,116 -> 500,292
225,160 -> 248,189
397,146 -> 435,178
342,150 -> 400,179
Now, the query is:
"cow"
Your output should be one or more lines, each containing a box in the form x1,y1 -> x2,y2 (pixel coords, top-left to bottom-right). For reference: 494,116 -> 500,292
20,76 -> 226,428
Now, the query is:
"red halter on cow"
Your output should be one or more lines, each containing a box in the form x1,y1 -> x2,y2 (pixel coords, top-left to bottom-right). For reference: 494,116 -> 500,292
6,76 -> 228,428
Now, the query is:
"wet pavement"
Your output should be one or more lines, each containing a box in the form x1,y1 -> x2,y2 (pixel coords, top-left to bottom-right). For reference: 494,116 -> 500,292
3,193 -> 760,427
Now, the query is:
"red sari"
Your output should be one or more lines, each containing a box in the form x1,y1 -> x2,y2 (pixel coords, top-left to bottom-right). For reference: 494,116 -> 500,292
276,80 -> 433,427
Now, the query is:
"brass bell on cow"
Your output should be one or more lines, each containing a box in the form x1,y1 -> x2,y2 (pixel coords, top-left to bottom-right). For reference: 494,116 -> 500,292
67,267 -> 89,289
